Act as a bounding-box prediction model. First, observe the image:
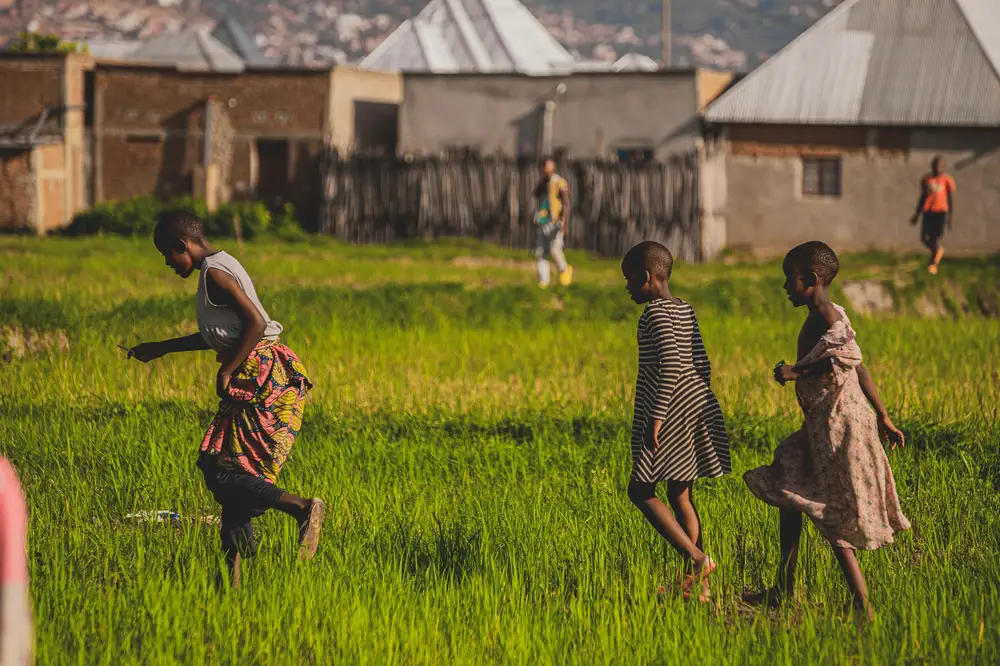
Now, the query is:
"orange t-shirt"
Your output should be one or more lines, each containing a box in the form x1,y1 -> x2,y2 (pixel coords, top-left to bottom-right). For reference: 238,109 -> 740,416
922,174 -> 956,213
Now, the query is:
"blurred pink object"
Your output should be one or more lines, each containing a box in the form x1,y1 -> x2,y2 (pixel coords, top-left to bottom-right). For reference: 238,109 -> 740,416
0,456 -> 32,666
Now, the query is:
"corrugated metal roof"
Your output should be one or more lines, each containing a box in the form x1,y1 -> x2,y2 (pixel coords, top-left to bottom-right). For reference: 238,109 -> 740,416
211,19 -> 271,68
131,28 -> 245,73
706,0 -> 1000,126
359,0 -> 576,74
83,39 -> 142,60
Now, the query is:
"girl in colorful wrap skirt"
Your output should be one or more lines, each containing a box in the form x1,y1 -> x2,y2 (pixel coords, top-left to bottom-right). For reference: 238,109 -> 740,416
128,210 -> 325,588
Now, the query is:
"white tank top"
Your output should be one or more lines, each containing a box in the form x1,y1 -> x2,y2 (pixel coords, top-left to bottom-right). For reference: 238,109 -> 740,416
196,251 -> 283,353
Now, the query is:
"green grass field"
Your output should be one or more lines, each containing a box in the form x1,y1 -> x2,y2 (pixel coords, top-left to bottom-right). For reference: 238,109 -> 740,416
2,237 -> 998,665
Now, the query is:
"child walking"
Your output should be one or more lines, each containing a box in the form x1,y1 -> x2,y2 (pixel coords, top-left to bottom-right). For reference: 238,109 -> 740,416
743,241 -> 910,620
128,210 -> 325,588
621,241 -> 731,601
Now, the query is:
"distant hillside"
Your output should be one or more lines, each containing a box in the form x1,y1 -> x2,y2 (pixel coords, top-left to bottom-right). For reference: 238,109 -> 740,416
2,0 -> 844,69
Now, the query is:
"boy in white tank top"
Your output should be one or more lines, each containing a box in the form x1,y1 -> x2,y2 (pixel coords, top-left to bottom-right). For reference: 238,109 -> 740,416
127,210 -> 325,588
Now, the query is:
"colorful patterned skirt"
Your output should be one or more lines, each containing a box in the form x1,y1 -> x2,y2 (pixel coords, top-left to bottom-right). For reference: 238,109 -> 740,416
201,339 -> 312,484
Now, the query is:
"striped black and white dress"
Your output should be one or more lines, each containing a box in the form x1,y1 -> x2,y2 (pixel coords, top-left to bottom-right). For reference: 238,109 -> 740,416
630,298 -> 731,483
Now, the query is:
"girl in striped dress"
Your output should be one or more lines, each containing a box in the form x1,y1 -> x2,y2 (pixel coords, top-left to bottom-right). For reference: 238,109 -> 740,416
621,241 -> 731,601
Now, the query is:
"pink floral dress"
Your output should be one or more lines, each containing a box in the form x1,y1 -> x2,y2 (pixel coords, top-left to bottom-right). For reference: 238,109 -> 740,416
743,305 -> 911,550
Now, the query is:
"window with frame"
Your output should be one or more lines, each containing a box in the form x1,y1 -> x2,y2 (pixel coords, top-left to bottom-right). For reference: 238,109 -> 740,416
802,157 -> 842,197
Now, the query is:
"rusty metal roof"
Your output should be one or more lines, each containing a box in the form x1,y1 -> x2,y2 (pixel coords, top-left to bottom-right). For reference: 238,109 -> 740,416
705,0 -> 1000,126
359,0 -> 576,75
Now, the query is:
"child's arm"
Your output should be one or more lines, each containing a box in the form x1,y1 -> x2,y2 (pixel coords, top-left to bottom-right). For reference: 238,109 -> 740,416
775,357 -> 834,384
128,333 -> 210,362
691,322 -> 711,387
857,364 -> 905,449
911,179 -> 928,224
775,305 -> 841,384
206,268 -> 267,398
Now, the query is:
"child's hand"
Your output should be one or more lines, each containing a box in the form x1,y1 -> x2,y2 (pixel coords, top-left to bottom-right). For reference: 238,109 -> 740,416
774,364 -> 799,385
645,419 -> 662,454
216,369 -> 232,401
878,414 -> 905,450
128,342 -> 166,363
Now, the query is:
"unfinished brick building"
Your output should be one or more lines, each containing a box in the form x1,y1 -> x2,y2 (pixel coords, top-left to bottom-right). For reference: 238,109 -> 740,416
0,49 -> 402,231
0,53 -> 91,233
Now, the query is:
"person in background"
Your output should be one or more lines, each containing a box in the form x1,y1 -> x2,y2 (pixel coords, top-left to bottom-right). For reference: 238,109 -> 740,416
910,156 -> 956,275
0,455 -> 32,666
533,158 -> 574,288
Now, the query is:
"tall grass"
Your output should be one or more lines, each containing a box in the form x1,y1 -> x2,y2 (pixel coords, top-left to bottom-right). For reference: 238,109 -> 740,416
2,237 -> 998,664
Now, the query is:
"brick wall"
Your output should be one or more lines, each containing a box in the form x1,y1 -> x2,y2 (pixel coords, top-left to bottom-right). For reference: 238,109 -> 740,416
94,65 -> 333,225
0,149 -> 34,231
0,55 -> 65,136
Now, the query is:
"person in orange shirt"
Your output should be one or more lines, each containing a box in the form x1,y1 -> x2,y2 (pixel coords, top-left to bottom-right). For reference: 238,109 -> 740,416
910,156 -> 955,275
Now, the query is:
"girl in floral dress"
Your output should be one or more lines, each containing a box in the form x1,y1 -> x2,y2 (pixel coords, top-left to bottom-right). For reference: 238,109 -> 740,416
743,241 -> 910,620
128,211 -> 325,588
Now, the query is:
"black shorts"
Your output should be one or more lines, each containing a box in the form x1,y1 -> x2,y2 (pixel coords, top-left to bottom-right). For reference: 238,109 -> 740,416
198,455 -> 284,557
922,212 -> 947,239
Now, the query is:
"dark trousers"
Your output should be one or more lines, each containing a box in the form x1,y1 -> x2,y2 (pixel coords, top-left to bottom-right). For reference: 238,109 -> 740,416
198,456 -> 283,559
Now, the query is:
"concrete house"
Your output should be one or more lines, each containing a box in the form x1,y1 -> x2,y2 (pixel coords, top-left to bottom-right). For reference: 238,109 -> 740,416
400,69 -> 733,160
705,0 -> 1000,254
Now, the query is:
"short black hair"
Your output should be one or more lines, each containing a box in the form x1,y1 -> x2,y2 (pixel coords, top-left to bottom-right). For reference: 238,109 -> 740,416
783,241 -> 840,285
622,241 -> 674,280
154,209 -> 205,247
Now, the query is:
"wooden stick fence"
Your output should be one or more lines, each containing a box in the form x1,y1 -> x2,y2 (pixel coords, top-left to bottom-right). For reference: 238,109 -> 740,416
319,152 -> 703,260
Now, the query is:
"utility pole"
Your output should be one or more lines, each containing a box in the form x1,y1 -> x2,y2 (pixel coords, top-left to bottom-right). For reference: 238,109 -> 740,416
661,0 -> 671,68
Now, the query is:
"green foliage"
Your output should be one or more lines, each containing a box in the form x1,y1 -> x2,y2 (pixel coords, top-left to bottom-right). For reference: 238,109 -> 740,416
65,196 -> 306,240
1,238 -> 998,664
6,32 -> 88,54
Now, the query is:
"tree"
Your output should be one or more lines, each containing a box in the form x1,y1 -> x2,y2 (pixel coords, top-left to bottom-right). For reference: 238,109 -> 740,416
5,32 -> 88,54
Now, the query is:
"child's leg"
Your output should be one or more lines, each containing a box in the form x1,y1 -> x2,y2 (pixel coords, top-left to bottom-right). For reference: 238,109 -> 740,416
833,547 -> 873,619
534,229 -> 551,285
744,507 -> 802,607
777,508 -> 803,595
666,481 -> 712,600
550,231 -> 569,274
628,481 -> 709,566
666,481 -> 702,553
271,491 -> 326,560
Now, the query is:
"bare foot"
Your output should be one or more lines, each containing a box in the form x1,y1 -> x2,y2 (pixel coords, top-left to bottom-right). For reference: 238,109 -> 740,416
297,498 -> 326,561
742,587 -> 785,608
681,557 -> 716,603
845,599 -> 875,623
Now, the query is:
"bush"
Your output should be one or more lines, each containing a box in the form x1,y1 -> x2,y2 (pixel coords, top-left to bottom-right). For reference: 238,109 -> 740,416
64,197 -> 306,240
